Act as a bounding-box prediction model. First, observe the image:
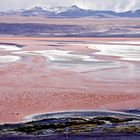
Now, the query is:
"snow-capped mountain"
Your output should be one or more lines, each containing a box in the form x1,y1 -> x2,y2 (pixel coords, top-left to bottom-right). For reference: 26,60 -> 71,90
47,6 -> 69,14
117,9 -> 140,17
20,7 -> 50,16
57,5 -> 117,17
0,5 -> 139,18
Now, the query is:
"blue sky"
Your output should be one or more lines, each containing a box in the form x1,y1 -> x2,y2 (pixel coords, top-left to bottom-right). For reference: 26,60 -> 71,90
0,0 -> 140,12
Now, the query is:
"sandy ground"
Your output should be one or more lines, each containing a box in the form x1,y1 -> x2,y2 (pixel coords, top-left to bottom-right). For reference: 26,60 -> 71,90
0,37 -> 140,124
0,16 -> 140,25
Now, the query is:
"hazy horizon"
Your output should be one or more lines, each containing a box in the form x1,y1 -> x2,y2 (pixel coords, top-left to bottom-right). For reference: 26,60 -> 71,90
0,0 -> 140,12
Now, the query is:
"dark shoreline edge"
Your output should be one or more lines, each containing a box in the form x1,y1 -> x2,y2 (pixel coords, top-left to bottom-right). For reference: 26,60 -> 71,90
1,133 -> 140,140
0,110 -> 140,139
25,109 -> 140,121
0,42 -> 24,48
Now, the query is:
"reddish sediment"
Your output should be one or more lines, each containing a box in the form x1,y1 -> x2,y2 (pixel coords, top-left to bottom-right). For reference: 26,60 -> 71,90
0,37 -> 140,124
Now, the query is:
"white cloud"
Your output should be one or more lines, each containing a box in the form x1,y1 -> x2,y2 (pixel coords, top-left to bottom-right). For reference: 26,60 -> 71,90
0,0 -> 140,12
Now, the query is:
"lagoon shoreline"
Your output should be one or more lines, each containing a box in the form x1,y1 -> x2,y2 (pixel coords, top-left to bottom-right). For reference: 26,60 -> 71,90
0,37 -> 140,124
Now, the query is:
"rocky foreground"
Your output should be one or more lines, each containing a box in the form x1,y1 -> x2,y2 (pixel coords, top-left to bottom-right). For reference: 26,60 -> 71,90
0,111 -> 140,139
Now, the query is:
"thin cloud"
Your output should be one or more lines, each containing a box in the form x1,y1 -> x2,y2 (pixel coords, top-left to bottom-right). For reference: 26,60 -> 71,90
0,0 -> 139,12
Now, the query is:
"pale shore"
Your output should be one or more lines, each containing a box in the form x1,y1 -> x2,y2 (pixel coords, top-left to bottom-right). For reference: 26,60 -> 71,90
0,37 -> 140,41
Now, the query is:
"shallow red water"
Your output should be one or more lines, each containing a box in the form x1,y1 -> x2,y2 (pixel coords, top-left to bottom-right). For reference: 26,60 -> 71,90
0,37 -> 140,123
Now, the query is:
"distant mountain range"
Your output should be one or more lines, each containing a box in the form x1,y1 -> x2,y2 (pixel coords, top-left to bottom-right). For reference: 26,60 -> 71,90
0,5 -> 140,18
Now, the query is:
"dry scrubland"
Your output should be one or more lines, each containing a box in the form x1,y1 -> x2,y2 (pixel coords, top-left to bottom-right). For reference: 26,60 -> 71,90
0,16 -> 140,37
